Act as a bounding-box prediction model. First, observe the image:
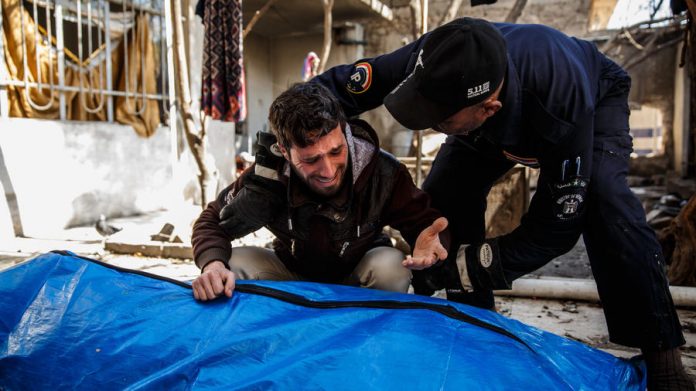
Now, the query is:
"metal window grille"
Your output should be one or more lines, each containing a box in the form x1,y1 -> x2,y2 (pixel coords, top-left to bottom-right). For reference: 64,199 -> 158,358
0,0 -> 173,123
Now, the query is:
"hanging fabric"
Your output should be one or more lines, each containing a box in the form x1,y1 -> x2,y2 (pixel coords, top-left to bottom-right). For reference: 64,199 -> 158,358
200,0 -> 246,122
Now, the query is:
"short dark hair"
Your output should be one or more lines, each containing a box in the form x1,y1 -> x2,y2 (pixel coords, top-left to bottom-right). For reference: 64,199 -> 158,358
268,82 -> 347,150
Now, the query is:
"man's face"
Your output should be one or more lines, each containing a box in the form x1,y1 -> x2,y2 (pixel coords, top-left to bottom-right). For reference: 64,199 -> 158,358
433,81 -> 504,136
283,125 -> 348,197
433,104 -> 487,136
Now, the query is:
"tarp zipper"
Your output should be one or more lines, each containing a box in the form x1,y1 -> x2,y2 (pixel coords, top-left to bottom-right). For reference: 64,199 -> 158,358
51,250 -> 532,351
239,283 -> 531,350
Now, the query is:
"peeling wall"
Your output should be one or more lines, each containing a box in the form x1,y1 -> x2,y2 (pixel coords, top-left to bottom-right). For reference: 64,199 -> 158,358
602,35 -> 682,170
0,118 -> 237,237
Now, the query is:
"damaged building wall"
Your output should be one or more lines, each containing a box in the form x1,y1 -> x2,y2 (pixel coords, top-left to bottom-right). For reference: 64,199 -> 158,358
599,28 -> 684,176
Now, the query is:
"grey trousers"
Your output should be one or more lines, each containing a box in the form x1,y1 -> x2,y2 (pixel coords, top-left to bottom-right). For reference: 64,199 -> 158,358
228,246 -> 412,293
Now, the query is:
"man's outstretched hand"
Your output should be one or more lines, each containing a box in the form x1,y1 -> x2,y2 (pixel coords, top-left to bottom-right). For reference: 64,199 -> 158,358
192,260 -> 236,301
402,217 -> 449,270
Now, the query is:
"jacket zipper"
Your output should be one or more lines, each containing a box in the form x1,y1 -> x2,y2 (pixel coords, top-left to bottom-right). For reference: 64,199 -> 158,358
339,241 -> 350,257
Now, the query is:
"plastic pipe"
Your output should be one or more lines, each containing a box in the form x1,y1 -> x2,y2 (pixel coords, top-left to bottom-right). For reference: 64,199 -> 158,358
496,277 -> 696,308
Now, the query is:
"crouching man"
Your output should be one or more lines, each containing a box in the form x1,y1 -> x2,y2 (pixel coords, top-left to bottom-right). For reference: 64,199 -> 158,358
191,82 -> 449,300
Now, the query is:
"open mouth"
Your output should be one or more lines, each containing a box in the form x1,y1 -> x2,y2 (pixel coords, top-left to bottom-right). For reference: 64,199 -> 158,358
313,171 -> 340,187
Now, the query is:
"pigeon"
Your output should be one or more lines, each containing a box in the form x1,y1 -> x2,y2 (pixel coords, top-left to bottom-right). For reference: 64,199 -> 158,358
95,214 -> 122,238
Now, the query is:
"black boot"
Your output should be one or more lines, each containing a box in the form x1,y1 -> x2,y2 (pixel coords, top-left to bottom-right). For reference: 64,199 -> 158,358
642,348 -> 694,390
444,257 -> 496,309
445,286 -> 496,309
411,259 -> 496,309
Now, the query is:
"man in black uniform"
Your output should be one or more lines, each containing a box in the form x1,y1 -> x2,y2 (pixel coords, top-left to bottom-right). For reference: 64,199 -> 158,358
314,17 -> 692,390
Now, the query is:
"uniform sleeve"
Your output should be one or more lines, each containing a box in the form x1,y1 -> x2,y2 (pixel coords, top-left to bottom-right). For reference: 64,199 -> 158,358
382,164 -> 451,252
312,38 -> 424,117
496,112 -> 594,280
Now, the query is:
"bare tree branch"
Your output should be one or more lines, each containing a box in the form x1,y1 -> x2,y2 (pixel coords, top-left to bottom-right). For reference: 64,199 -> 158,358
171,0 -> 218,208
318,0 -> 334,73
622,28 -> 647,50
599,14 -> 685,54
649,0 -> 664,20
505,0 -> 528,23
439,0 -> 464,26
409,0 -> 420,41
243,0 -> 278,40
622,35 -> 683,70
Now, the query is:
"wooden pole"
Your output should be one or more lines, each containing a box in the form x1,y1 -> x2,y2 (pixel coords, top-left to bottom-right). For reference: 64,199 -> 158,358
171,0 -> 218,208
318,0 -> 334,74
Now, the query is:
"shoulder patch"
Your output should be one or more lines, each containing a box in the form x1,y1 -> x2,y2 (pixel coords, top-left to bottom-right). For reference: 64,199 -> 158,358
346,62 -> 372,94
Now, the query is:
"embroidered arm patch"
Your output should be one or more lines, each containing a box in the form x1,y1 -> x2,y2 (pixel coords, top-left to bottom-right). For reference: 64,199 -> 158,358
346,62 -> 372,94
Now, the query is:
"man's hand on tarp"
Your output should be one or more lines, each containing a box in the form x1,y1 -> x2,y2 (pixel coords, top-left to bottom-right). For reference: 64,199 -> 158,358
402,217 -> 449,270
192,261 -> 235,301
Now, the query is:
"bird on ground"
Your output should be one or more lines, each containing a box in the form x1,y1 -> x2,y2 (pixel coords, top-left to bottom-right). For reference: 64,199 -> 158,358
95,214 -> 122,238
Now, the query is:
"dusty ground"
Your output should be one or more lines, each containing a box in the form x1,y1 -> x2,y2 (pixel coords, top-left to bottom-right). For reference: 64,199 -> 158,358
0,205 -> 694,383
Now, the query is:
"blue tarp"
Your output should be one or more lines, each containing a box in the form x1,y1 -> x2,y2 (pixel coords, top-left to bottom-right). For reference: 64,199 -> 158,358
0,251 -> 645,390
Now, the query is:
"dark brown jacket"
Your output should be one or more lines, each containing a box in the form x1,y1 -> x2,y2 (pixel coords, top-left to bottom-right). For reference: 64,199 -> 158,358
192,119 -> 449,282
